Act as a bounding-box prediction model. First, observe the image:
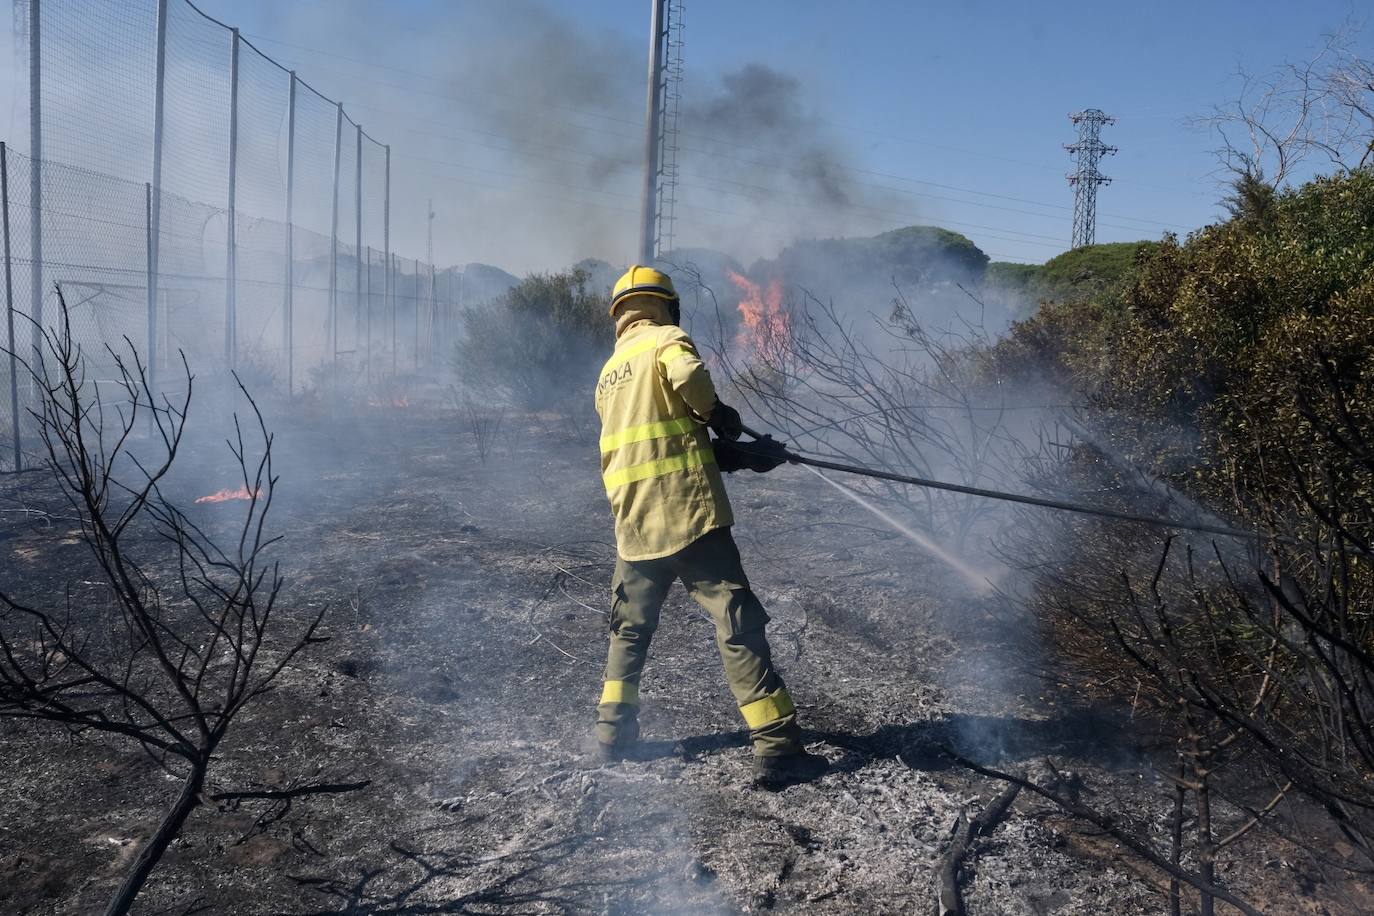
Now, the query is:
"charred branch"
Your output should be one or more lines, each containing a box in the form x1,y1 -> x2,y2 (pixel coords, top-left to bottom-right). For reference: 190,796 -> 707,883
950,752 -> 1264,916
0,287 -> 328,915
209,779 -> 372,802
933,779 -> 1022,916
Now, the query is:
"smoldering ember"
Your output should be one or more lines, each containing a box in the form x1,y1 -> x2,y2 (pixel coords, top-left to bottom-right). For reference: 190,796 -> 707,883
2,3 -> 1374,915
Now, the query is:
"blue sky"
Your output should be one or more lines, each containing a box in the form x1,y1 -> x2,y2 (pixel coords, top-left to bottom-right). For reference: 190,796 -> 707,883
566,0 -> 1367,262
9,0 -> 1370,271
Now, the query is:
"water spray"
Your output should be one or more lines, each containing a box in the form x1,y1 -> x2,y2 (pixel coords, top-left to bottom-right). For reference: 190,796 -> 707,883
802,464 -> 997,593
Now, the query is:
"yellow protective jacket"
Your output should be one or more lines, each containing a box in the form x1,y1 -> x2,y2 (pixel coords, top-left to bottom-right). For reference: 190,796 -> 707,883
595,296 -> 733,561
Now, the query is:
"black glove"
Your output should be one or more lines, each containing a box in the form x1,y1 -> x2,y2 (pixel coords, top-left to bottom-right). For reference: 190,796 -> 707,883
707,400 -> 743,441
713,435 -> 790,474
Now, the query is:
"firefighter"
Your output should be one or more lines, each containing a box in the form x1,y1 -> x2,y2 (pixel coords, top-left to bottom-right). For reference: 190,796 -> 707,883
592,265 -> 827,785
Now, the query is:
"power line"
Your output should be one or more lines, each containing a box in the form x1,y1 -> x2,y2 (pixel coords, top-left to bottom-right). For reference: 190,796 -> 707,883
676,139 -> 1186,231
401,152 -> 1063,261
296,119 -> 1090,259
679,173 -> 1070,246
343,96 -> 1181,239
416,133 -> 1089,253
386,130 -> 1078,249
393,146 -> 1068,250
244,32 -> 1194,231
396,137 -> 1069,248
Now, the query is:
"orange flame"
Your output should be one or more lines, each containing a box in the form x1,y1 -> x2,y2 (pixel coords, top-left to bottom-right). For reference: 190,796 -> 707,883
727,270 -> 789,363
195,485 -> 260,505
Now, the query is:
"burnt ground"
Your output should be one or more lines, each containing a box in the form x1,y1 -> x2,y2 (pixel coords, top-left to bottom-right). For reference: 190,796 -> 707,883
0,399 -> 1369,914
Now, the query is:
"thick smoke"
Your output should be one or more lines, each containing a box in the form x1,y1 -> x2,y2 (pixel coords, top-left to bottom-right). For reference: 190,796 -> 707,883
426,2 -> 642,271
686,63 -> 856,207
247,1 -> 892,276
677,63 -> 888,262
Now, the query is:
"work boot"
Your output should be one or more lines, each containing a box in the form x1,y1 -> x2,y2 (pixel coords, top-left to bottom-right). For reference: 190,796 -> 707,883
753,749 -> 829,787
591,719 -> 639,764
594,740 -> 636,764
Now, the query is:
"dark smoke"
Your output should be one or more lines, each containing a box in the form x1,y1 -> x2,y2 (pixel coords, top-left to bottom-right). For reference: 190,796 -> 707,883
679,62 -> 886,255
257,0 -> 892,273
444,5 -> 641,192
687,64 -> 855,207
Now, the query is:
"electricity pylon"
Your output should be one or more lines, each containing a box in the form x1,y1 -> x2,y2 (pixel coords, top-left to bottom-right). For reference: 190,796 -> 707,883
1066,109 -> 1116,249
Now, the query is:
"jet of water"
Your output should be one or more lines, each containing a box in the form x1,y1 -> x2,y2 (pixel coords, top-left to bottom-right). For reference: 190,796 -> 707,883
802,464 -> 996,594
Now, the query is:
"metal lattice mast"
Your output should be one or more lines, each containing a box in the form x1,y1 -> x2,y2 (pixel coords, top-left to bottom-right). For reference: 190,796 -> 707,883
1065,109 -> 1116,249
638,0 -> 667,264
655,0 -> 685,258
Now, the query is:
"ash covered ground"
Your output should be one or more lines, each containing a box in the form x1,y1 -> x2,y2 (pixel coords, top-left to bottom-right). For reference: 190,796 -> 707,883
0,400 -> 1360,914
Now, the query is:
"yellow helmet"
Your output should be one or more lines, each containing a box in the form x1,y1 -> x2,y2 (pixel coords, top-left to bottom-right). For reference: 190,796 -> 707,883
610,265 -> 677,315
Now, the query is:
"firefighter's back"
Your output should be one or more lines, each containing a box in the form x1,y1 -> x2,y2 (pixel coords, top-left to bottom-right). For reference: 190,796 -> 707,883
595,314 -> 731,562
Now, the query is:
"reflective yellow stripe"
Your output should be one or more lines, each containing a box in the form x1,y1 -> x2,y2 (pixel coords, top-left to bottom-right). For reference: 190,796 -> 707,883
600,680 -> 639,705
598,336 -> 659,380
658,343 -> 696,367
739,688 -> 795,730
599,416 -> 697,453
603,448 -> 715,492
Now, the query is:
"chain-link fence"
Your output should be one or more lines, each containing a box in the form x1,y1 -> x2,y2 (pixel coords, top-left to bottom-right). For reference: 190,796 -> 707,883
2,0 -> 463,471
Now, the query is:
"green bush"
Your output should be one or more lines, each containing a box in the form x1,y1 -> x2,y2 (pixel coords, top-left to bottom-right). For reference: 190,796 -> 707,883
985,241 -> 1157,318
984,260 -> 1040,290
454,267 -> 611,416
1038,241 -> 1157,291
995,170 -> 1374,869
1050,171 -> 1374,516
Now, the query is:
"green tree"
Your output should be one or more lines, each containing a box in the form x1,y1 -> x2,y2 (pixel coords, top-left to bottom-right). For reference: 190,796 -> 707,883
455,267 -> 611,417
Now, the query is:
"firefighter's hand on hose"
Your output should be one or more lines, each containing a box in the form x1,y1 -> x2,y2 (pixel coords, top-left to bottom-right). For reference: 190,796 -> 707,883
707,400 -> 743,441
713,435 -> 789,474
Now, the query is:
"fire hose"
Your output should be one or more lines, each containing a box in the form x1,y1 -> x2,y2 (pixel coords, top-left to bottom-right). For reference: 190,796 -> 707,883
733,423 -> 1303,549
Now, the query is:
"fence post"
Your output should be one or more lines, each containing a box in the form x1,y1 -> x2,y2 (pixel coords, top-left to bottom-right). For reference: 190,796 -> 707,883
329,102 -> 342,367
414,259 -> 420,372
390,253 -> 397,377
364,245 -> 372,382
2,143 -> 20,470
457,268 -> 465,377
148,0 -> 169,396
441,269 -> 450,373
284,71 -> 296,395
27,0 -> 42,363
225,27 -> 240,368
145,181 -> 155,415
354,124 -> 362,363
384,145 -> 392,377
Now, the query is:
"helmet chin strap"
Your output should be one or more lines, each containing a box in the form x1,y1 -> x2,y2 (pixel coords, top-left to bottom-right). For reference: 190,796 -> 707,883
667,298 -> 681,326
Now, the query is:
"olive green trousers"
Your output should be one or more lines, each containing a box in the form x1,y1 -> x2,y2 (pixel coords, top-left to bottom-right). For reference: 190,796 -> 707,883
597,527 -> 801,757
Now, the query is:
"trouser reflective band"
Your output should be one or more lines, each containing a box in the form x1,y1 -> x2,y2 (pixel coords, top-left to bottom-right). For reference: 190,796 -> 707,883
739,688 -> 795,730
600,679 -> 639,705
